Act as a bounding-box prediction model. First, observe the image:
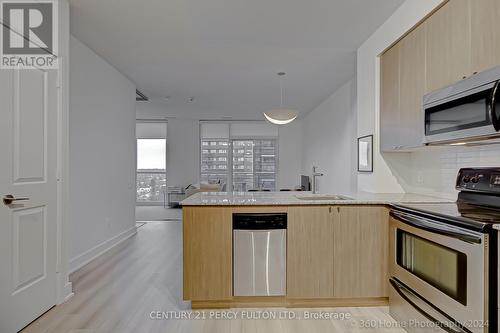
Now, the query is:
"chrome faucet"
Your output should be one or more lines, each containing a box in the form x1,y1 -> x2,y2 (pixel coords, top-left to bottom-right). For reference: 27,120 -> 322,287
311,166 -> 324,194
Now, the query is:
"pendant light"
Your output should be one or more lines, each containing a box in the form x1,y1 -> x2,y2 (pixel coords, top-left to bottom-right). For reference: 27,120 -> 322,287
263,72 -> 298,125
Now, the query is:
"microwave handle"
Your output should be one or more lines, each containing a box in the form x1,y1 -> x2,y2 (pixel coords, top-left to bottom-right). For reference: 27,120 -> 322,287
390,211 -> 483,244
489,80 -> 500,131
389,279 -> 468,333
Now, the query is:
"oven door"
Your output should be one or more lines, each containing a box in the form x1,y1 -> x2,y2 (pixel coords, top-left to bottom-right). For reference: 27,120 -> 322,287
424,82 -> 499,144
389,211 -> 488,333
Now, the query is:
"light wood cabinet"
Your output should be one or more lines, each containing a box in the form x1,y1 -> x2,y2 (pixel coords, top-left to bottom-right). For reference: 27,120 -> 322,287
470,0 -> 500,74
183,205 -> 391,305
287,206 -> 334,298
183,207 -> 232,300
287,205 -> 389,299
380,43 -> 401,152
380,23 -> 426,152
332,206 -> 389,298
399,23 -> 426,148
380,0 -> 500,151
425,0 -> 471,93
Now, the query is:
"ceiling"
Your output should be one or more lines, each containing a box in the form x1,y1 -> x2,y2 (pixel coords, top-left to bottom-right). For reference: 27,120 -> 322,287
69,0 -> 404,119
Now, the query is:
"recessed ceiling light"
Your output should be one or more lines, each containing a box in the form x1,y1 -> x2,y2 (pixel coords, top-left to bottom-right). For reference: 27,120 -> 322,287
163,96 -> 171,101
188,97 -> 195,103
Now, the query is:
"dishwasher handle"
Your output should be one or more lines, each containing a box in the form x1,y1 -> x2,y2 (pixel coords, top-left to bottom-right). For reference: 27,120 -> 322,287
233,213 -> 287,230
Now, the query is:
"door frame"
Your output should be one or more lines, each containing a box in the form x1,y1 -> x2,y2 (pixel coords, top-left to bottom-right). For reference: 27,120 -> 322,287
54,0 -> 73,304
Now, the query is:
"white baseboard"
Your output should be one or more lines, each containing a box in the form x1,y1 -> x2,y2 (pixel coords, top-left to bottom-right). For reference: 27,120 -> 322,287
68,226 -> 137,274
62,282 -> 74,303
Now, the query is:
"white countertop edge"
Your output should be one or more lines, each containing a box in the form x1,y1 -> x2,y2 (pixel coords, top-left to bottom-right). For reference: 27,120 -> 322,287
180,191 -> 453,206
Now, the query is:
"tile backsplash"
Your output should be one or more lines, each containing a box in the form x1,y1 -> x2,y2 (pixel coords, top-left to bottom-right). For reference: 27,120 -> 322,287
394,144 -> 500,199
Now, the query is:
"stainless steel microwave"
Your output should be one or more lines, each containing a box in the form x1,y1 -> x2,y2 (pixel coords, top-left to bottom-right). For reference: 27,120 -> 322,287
423,65 -> 500,145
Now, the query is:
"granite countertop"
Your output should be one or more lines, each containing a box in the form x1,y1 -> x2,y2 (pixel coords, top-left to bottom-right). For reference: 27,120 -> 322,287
180,191 -> 453,206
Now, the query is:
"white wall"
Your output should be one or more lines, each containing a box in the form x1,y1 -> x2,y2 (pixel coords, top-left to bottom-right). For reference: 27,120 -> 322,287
278,121 -> 303,189
166,118 -> 200,188
301,79 -> 357,195
69,36 -> 137,272
356,0 -> 500,199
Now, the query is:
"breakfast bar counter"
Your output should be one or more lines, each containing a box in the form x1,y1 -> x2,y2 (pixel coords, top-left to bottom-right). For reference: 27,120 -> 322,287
180,191 -> 452,206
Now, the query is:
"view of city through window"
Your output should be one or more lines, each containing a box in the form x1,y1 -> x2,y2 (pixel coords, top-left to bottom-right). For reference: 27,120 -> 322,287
201,138 -> 277,191
200,139 -> 229,186
136,139 -> 166,203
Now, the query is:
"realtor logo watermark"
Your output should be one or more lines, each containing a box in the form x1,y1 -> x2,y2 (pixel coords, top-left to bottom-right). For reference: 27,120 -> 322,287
1,0 -> 58,69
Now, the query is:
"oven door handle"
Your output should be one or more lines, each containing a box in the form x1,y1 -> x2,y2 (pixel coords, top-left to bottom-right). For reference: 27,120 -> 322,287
389,279 -> 469,333
489,80 -> 500,131
390,211 -> 483,244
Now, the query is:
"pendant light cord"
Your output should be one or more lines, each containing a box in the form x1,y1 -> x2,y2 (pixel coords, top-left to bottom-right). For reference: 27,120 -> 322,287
279,73 -> 284,107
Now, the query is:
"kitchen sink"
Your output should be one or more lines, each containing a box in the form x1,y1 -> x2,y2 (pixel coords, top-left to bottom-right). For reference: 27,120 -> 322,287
295,195 -> 353,201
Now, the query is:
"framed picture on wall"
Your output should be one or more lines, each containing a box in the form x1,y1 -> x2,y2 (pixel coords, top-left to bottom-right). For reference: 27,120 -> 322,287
358,135 -> 373,173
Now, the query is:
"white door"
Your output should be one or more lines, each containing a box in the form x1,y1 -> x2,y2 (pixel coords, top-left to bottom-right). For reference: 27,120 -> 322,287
0,67 -> 58,332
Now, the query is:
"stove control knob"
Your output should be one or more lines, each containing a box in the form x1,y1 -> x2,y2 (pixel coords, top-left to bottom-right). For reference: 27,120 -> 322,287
463,175 -> 470,183
471,176 -> 479,183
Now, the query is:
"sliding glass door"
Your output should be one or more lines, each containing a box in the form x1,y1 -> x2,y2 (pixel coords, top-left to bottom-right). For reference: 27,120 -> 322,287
232,139 -> 277,191
200,122 -> 278,192
200,139 -> 229,185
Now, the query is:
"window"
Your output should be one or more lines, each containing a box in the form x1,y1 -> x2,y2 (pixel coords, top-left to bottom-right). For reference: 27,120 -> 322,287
136,122 -> 167,204
232,139 -> 277,191
397,230 -> 467,305
200,122 -> 278,192
200,138 -> 229,185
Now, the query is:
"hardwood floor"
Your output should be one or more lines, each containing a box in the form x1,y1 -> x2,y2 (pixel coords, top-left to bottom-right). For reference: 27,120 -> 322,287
21,222 -> 405,333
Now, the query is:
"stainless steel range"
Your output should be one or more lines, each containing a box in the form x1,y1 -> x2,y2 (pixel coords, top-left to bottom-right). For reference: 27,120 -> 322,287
390,168 -> 500,333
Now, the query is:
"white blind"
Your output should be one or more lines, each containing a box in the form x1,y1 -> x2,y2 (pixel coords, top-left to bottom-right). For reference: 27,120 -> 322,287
136,122 -> 167,139
201,123 -> 230,139
230,122 -> 278,137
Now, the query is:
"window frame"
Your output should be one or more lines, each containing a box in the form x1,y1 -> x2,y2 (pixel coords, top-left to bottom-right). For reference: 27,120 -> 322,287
136,120 -> 168,206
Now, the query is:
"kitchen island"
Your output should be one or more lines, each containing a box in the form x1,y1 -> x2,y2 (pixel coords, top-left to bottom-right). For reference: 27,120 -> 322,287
181,191 -> 450,309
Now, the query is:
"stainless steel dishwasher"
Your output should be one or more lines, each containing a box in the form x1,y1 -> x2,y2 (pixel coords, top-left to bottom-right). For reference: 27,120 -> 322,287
233,213 -> 286,296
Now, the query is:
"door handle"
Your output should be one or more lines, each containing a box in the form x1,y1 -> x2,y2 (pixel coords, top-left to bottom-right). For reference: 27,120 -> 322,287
389,279 -> 468,333
3,195 -> 29,205
489,80 -> 500,131
390,210 -> 483,244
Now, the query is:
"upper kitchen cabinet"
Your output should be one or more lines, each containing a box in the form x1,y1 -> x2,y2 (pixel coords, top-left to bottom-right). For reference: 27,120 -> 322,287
380,23 -> 426,152
380,0 -> 500,152
425,0 -> 471,93
398,23 -> 426,149
470,0 -> 500,74
380,43 -> 401,152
